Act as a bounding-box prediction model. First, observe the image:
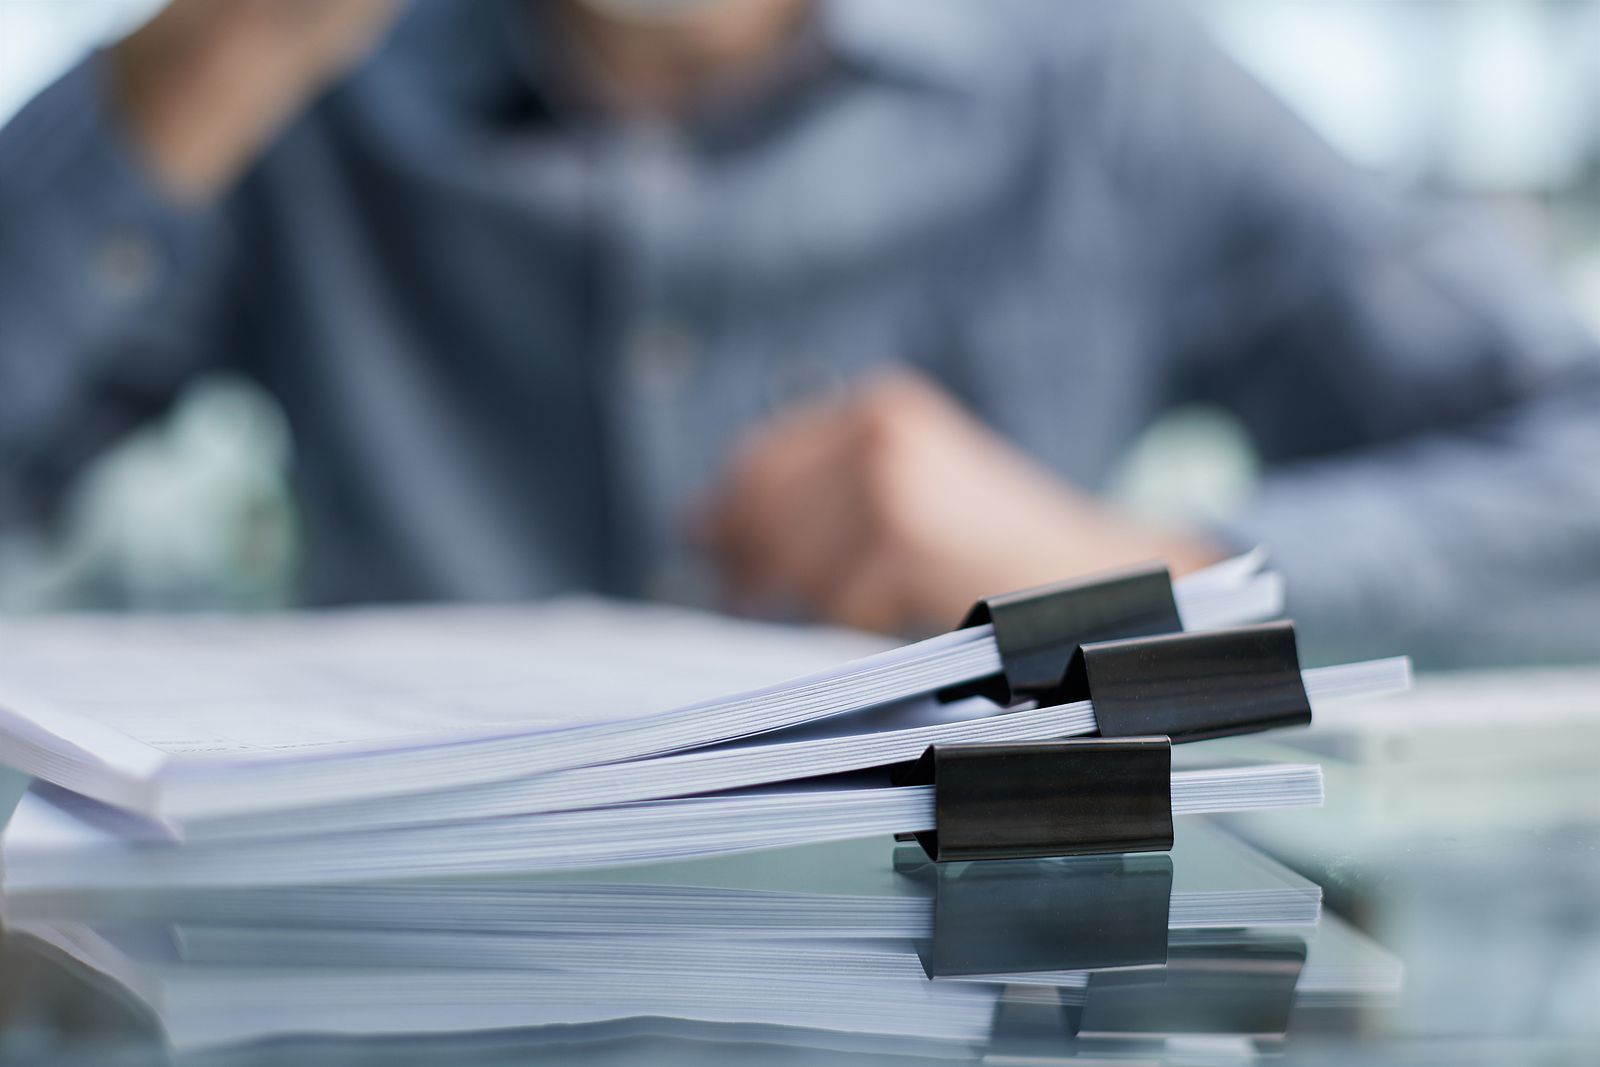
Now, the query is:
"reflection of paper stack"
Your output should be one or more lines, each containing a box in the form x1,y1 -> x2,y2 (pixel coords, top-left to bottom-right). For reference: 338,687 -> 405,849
5,825 -> 1406,1053
24,923 -> 1008,1050
981,916 -> 1400,1063
978,923 -> 1404,1008
7,824 -> 1318,939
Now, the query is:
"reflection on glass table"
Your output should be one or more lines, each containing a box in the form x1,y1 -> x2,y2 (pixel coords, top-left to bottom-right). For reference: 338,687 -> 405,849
0,821 -> 1398,1064
3,666 -> 1600,1064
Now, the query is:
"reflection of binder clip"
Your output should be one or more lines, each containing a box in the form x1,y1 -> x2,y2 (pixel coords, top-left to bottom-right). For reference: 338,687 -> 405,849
895,737 -> 1176,862
985,936 -> 1308,1056
1069,937 -> 1308,1039
914,853 -> 1175,978
938,563 -> 1182,706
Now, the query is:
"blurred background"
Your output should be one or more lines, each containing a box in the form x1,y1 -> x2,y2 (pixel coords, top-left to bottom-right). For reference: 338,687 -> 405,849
2,0 -> 1599,613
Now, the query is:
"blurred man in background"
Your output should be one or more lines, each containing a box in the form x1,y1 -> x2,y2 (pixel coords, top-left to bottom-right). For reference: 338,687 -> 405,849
1,0 -> 1597,664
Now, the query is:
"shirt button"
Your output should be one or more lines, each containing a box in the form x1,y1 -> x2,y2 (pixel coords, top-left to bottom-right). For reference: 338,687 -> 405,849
93,230 -> 161,305
623,127 -> 693,206
626,319 -> 701,393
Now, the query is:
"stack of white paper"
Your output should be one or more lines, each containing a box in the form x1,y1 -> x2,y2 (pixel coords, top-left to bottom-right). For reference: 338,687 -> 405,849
0,557 -> 1281,832
0,761 -> 1325,890
154,655 -> 1405,844
0,554 -> 1412,886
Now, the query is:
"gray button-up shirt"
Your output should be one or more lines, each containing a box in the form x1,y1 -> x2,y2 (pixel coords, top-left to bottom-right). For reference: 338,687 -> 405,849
2,0 -> 1598,665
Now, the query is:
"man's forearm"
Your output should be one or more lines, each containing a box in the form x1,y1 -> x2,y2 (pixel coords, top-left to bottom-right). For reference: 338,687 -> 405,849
1224,376 -> 1600,668
0,0 -> 402,531
110,0 -> 398,201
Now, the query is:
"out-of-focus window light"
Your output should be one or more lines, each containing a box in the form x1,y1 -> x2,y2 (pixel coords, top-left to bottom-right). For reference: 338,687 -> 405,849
0,0 -> 161,124
1198,0 -> 1600,192
1445,0 -> 1599,190
1202,0 -> 1430,177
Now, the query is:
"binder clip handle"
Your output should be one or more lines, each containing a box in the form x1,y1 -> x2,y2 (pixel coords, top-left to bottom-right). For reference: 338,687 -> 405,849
939,563 -> 1182,706
902,738 -> 1175,863
1060,622 -> 1312,743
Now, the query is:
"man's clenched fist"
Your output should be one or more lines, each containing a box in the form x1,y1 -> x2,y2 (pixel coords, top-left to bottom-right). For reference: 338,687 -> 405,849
703,370 -> 1222,634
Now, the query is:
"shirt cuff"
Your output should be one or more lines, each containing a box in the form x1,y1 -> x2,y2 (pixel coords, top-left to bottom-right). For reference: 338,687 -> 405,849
0,50 -> 215,319
1214,473 -> 1447,666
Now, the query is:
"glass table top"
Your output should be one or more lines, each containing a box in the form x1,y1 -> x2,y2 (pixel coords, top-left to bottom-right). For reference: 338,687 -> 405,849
2,666 -> 1599,1065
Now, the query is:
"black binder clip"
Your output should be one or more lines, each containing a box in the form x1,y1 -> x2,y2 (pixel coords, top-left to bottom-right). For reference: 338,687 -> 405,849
898,737 -> 1176,862
938,563 -> 1182,706
1055,621 -> 1313,743
894,623 -> 1312,855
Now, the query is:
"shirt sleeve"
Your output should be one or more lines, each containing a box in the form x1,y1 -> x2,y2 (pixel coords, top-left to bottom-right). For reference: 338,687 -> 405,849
1098,7 -> 1600,666
0,51 -> 235,532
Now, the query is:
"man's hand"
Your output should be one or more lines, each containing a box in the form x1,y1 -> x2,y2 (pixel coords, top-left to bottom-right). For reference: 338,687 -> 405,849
114,0 -> 399,200
703,370 -> 1224,634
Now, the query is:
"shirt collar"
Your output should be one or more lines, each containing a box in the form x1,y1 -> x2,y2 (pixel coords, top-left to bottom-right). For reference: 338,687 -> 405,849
435,0 -> 990,128
818,0 -> 994,95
